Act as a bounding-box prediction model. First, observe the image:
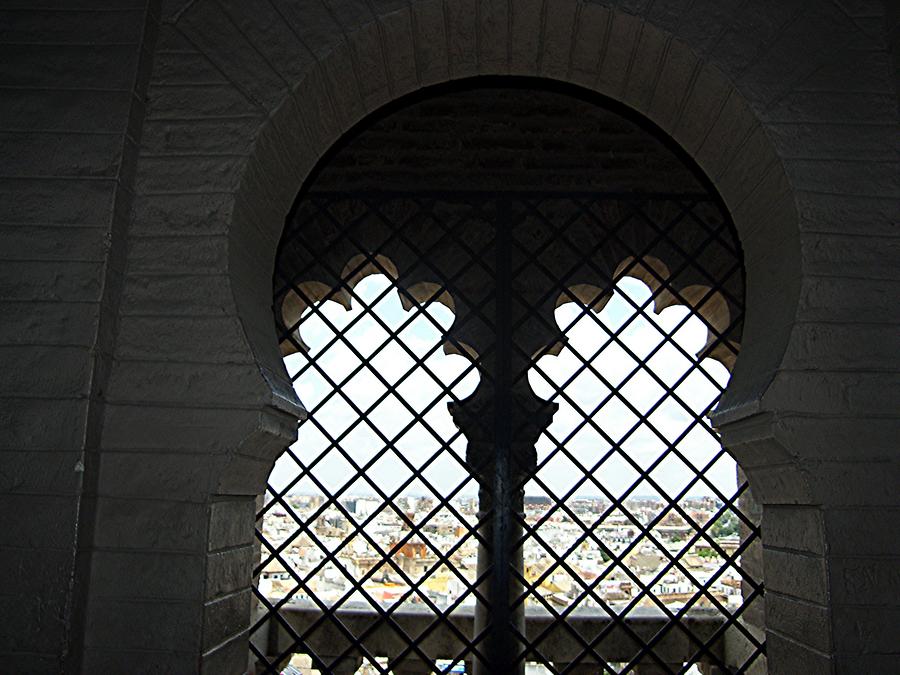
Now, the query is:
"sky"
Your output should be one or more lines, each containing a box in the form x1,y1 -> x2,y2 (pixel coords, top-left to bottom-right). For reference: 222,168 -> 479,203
269,274 -> 736,503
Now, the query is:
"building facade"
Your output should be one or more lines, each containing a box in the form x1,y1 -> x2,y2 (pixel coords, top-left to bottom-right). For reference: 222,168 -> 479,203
0,1 -> 897,673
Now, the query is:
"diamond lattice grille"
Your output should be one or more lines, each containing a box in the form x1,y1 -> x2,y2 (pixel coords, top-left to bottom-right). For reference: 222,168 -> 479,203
253,192 -> 763,675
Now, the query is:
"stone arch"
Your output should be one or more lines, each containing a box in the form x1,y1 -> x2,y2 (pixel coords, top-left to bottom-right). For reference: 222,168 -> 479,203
81,0 -> 899,670
206,8 -> 804,672
220,6 -> 802,497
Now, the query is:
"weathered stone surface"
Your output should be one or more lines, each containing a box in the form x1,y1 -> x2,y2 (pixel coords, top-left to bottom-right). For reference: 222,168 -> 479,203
1,1 -> 897,672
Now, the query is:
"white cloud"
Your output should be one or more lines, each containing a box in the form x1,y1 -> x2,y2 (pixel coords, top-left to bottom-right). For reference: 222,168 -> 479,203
271,274 -> 739,502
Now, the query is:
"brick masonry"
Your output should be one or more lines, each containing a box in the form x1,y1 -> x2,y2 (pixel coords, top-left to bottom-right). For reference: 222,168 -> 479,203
0,1 -> 897,673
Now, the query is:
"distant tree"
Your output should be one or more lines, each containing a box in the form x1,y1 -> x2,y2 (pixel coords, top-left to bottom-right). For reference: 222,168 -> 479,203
710,511 -> 739,539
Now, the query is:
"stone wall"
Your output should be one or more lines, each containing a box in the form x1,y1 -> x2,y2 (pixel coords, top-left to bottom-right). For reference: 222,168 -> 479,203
0,3 -> 158,670
308,84 -> 705,193
0,1 -> 897,673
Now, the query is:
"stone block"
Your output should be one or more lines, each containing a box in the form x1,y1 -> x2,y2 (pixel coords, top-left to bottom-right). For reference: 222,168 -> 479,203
765,631 -> 834,675
93,497 -> 208,552
105,361 -> 271,407
151,50 -> 229,85
0,652 -> 60,674
127,233 -> 228,275
706,0 -> 799,77
767,121 -> 898,161
208,497 -> 257,552
265,0 -> 335,58
764,370 -> 899,417
728,160 -> 794,242
206,545 -> 256,599
178,1 -> 285,111
763,505 -> 826,555
670,66 -> 731,153
738,462 -> 813,505
146,83 -> 262,119
114,315 -> 252,363
121,273 -> 233,317
829,557 -> 900,607
219,0 -> 315,84
764,548 -> 829,604
316,39 -> 365,127
0,494 -> 76,550
0,548 -> 73,600
348,19 -> 392,110
83,597 -> 201,652
694,92 -> 758,181
287,70 -> 342,156
595,10 -> 642,97
0,450 -> 81,496
411,0 -> 450,85
0,44 -> 138,90
0,223 -> 107,263
0,177 -> 115,227
539,0 -> 578,79
135,154 -> 245,194
672,0 -> 744,57
568,2 -> 610,85
800,232 -> 899,280
645,37 -> 699,131
202,589 -> 252,650
0,299 -> 99,347
81,647 -> 197,674
798,275 -> 899,323
716,126 -> 777,208
0,88 -> 132,133
0,130 -> 123,178
765,591 -> 832,653
131,191 -> 235,236
735,3 -> 851,106
834,654 -> 900,672
100,403 -> 264,452
98,451 -> 214,501
621,21 -> 668,112
320,0 -> 371,30
444,0 -> 478,78
0,345 -> 92,397
508,0 -> 544,74
216,453 -> 275,496
0,591 -> 67,654
236,145 -> 307,240
379,7 -> 418,94
783,322 -> 899,371
775,416 -> 898,462
0,260 -> 104,302
89,549 -> 205,601
201,629 -> 251,675
0,397 -> 86,451
0,8 -> 146,44
785,157 -> 900,198
808,460 -> 900,506
796,48 -> 894,95
830,606 -> 900,655
475,0 -> 509,73
141,116 -> 258,155
765,90 -> 896,125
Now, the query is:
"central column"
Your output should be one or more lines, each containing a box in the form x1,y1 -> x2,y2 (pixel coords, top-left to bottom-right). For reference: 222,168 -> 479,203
449,200 -> 556,674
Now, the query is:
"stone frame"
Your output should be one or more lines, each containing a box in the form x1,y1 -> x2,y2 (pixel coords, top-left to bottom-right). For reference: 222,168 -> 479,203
67,1 -> 898,672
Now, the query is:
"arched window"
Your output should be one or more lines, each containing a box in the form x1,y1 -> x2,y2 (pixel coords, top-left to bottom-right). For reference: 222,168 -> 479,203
251,84 -> 763,675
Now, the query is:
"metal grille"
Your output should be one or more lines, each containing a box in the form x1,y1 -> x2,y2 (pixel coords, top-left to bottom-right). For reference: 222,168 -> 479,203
253,191 -> 763,674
